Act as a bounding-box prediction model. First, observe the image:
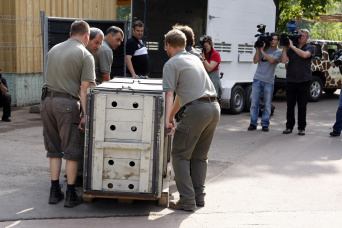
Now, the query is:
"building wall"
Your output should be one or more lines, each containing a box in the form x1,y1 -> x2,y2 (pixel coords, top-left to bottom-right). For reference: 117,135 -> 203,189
0,0 -> 117,106
1,0 -> 117,74
4,73 -> 44,106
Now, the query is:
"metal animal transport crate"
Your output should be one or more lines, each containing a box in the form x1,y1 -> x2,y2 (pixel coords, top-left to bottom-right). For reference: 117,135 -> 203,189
83,78 -> 171,206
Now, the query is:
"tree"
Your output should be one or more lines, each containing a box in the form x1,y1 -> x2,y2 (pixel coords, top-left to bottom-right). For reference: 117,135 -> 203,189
117,6 -> 131,21
310,0 -> 342,40
273,0 -> 342,32
311,23 -> 342,40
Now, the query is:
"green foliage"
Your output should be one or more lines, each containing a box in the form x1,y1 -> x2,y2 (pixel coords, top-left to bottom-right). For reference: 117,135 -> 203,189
310,23 -> 342,40
117,6 -> 131,21
274,0 -> 342,41
310,0 -> 342,40
275,0 -> 342,33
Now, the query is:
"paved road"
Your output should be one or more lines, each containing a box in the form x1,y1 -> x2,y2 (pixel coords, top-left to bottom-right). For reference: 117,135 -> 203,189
0,91 -> 342,228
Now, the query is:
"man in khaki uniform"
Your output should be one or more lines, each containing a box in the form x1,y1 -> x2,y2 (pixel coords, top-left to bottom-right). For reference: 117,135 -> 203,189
41,20 -> 96,208
163,29 -> 220,211
94,26 -> 124,83
86,27 -> 104,55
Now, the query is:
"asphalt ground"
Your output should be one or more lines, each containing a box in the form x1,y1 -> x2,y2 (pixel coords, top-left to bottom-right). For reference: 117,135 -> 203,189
1,91 -> 342,228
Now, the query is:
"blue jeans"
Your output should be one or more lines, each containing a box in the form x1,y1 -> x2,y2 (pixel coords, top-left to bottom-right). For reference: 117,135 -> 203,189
333,88 -> 342,133
250,79 -> 274,127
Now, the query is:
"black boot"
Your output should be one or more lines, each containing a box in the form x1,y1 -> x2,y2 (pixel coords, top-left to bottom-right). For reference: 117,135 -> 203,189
49,186 -> 64,204
64,189 -> 83,208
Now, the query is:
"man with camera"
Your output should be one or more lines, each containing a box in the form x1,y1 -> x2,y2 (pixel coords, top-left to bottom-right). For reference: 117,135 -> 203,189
330,60 -> 342,137
163,29 -> 220,211
0,68 -> 11,122
248,33 -> 282,132
281,29 -> 315,136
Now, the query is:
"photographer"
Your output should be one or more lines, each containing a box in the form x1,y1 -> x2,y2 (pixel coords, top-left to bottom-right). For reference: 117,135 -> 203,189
330,64 -> 342,137
0,68 -> 11,122
281,29 -> 315,136
201,35 -> 222,99
248,33 -> 282,132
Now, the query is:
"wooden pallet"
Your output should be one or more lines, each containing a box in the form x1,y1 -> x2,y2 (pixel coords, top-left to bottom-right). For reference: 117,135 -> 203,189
82,165 -> 171,207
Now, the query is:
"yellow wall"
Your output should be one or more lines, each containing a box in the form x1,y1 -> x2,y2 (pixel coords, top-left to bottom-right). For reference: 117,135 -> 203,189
0,0 -> 117,73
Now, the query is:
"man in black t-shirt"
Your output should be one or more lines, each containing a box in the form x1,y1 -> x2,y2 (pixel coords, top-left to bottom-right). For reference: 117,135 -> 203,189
281,29 -> 315,136
125,20 -> 150,78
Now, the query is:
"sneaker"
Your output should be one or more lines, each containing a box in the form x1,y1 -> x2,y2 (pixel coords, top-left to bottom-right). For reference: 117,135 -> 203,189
248,124 -> 257,131
49,186 -> 64,204
1,117 -> 11,122
298,130 -> 305,136
283,128 -> 292,134
262,126 -> 269,132
330,131 -> 340,136
169,200 -> 196,211
64,189 -> 83,208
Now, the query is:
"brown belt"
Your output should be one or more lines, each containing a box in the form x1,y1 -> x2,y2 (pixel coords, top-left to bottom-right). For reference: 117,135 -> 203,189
185,96 -> 217,107
46,91 -> 79,101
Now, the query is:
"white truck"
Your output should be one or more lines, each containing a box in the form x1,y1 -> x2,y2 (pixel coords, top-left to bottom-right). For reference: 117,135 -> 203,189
132,0 -> 276,113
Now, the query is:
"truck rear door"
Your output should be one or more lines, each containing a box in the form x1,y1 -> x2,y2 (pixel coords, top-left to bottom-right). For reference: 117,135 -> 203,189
42,15 -> 128,80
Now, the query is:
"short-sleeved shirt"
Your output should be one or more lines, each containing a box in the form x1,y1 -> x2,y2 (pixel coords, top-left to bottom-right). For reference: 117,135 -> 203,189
94,39 -> 113,81
163,49 -> 216,107
254,47 -> 282,85
126,36 -> 150,76
43,38 -> 95,98
286,43 -> 315,83
205,48 -> 221,71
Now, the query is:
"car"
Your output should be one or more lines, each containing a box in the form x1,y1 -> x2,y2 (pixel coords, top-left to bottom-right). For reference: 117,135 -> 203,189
274,40 -> 342,101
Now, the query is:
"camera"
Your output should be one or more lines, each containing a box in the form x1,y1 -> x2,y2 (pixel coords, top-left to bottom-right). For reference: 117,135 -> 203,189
254,24 -> 272,48
199,36 -> 209,53
280,33 -> 302,47
330,50 -> 342,73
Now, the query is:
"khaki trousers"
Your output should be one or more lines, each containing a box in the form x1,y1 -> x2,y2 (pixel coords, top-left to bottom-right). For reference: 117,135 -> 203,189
172,101 -> 220,204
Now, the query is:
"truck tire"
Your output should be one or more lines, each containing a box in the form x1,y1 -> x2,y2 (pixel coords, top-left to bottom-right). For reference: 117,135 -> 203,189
309,76 -> 323,102
229,85 -> 245,114
323,88 -> 337,94
243,85 -> 252,112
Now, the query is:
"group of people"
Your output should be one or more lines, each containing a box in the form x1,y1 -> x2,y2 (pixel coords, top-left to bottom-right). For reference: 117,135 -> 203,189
41,20 -> 152,207
40,19 -> 221,211
39,18 -> 342,212
248,28 -> 342,138
248,29 -> 316,136
89,20 -> 149,84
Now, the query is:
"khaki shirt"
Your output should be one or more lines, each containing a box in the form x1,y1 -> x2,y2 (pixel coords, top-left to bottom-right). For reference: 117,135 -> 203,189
94,39 -> 113,81
163,49 -> 216,107
44,38 -> 95,98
